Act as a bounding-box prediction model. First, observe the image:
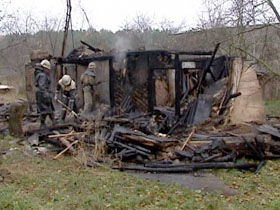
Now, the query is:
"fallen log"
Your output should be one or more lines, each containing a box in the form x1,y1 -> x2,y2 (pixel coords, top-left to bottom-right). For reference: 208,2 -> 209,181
188,135 -> 277,152
116,161 -> 258,172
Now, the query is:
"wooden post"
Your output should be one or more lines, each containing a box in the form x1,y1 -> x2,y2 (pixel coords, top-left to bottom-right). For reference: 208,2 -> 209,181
175,54 -> 182,116
25,64 -> 35,112
8,103 -> 27,137
147,56 -> 155,113
109,58 -> 115,108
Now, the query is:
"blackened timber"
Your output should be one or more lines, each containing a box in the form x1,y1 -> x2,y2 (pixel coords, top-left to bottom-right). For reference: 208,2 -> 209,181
57,55 -> 113,65
174,149 -> 194,159
197,43 -> 220,92
116,162 -> 258,172
113,141 -> 150,157
109,58 -> 115,108
143,161 -> 258,169
175,51 -> 213,55
180,57 -> 211,62
175,54 -> 182,116
147,56 -> 155,113
125,50 -> 214,56
80,40 -> 103,52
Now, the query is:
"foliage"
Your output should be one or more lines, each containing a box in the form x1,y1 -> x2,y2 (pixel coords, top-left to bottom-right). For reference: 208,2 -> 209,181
264,99 -> 280,115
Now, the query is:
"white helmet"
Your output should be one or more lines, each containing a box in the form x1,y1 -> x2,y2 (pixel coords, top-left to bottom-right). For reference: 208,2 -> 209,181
40,59 -> 51,70
61,75 -> 72,86
88,62 -> 96,69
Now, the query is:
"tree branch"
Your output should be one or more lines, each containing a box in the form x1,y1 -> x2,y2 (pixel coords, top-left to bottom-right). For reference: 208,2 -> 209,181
231,44 -> 280,78
267,0 -> 280,22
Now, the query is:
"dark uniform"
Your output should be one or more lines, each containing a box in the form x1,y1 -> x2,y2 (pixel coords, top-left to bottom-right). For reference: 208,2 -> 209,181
34,64 -> 54,126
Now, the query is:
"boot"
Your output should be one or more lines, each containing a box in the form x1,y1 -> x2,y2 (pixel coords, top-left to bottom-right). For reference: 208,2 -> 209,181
40,114 -> 47,128
49,113 -> 56,125
60,109 -> 67,122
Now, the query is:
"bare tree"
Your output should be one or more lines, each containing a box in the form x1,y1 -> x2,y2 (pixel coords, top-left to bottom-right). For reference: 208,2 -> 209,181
267,0 -> 280,22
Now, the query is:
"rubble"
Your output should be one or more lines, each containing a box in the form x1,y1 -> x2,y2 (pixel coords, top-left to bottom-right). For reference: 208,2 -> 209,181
1,46 -> 279,174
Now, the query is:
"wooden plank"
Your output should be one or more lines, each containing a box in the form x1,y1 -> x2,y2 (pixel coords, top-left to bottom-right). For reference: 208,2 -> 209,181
181,127 -> 196,150
53,140 -> 79,159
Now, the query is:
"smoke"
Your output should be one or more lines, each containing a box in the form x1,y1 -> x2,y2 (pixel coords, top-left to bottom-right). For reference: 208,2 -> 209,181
113,35 -> 133,64
114,36 -> 133,52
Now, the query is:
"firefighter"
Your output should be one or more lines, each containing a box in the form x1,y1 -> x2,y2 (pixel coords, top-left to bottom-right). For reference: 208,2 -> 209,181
80,62 -> 97,114
34,59 -> 55,127
54,74 -> 77,121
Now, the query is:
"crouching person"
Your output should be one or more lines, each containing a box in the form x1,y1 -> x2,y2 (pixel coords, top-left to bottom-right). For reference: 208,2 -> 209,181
55,75 -> 77,121
34,59 -> 55,127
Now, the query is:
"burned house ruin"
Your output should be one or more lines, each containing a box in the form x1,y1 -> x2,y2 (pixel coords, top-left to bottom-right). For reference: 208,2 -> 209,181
56,45 -> 231,121
24,41 -> 266,136
14,42 -> 279,173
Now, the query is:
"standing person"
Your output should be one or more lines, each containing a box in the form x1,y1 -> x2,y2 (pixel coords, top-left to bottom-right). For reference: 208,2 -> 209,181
34,59 -> 55,127
54,74 -> 77,121
80,62 -> 97,114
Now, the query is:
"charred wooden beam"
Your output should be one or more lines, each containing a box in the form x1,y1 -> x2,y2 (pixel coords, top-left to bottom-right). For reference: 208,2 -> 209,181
197,43 -> 220,93
57,55 -> 113,65
116,161 -> 259,172
113,141 -> 150,157
175,54 -> 182,116
80,40 -> 103,52
109,58 -> 115,108
147,56 -> 155,113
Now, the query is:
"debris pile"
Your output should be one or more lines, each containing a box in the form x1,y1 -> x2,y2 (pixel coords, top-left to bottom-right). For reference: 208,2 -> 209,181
1,46 -> 278,174
3,105 -> 274,174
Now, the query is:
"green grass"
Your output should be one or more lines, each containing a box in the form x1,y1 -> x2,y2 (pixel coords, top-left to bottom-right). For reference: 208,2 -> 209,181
1,136 -> 280,209
264,99 -> 280,116
1,100 -> 280,209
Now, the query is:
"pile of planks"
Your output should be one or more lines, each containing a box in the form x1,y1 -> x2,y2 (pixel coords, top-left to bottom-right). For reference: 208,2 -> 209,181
107,124 -> 179,159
